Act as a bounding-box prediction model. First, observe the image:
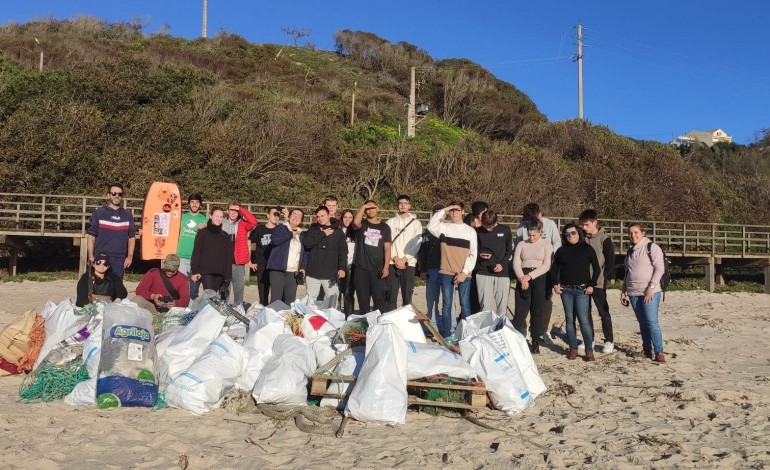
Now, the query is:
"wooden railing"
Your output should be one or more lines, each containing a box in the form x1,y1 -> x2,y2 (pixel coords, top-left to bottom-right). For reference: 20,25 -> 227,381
2,192 -> 770,258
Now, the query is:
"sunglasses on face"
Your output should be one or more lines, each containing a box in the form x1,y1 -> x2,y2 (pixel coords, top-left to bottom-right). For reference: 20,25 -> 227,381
564,230 -> 579,236
94,260 -> 110,267
271,212 -> 280,217
110,192 -> 123,197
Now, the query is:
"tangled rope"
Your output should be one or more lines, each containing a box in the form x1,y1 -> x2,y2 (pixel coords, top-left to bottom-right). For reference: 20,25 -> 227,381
17,315 -> 46,373
256,403 -> 340,436
19,360 -> 88,403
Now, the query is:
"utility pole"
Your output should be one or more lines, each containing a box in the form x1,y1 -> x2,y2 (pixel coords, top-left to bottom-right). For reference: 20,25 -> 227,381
202,0 -> 208,38
577,22 -> 584,120
407,66 -> 416,137
350,81 -> 357,126
34,37 -> 43,72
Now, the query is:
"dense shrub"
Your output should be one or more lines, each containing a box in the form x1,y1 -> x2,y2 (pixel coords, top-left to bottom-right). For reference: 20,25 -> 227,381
0,19 -> 767,223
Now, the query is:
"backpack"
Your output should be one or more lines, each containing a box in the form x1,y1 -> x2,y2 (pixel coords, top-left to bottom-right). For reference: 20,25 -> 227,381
646,242 -> 671,292
626,242 -> 671,299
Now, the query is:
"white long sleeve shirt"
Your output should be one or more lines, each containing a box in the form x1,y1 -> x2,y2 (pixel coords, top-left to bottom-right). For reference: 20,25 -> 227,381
386,213 -> 423,266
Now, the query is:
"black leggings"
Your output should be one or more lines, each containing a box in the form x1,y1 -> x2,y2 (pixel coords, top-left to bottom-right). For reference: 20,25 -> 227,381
201,274 -> 226,294
339,265 -> 355,317
513,272 -> 547,339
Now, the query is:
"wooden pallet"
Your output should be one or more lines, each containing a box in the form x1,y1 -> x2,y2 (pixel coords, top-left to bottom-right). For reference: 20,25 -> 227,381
310,374 -> 487,411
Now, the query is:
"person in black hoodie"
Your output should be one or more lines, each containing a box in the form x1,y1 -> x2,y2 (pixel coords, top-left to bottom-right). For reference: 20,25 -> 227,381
76,252 -> 128,307
302,206 -> 348,308
475,210 -> 513,317
190,207 -> 234,295
551,223 -> 600,361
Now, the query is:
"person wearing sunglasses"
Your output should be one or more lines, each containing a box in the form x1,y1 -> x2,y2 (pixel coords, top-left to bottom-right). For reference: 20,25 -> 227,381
86,183 -> 137,278
550,223 -> 601,361
75,253 -> 128,307
248,206 -> 281,306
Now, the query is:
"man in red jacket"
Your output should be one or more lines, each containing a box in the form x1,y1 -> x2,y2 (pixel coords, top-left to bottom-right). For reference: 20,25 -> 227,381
222,201 -> 258,307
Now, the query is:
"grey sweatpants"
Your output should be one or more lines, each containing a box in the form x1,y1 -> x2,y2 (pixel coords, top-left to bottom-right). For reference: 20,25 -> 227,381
225,263 -> 246,306
306,276 -> 340,309
476,275 -> 510,317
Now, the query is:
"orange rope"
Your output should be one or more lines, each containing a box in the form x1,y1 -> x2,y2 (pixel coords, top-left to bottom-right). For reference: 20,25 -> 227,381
17,315 -> 45,373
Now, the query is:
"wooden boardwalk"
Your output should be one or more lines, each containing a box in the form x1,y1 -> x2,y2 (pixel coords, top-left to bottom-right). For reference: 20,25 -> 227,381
1,192 -> 769,292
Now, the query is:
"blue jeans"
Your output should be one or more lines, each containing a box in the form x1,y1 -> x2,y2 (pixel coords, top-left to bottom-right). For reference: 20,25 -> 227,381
424,268 -> 446,336
439,273 -> 471,338
630,292 -> 663,354
561,287 -> 593,352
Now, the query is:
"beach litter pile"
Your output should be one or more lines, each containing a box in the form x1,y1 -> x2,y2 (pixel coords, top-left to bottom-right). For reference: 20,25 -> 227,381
1,292 -> 547,435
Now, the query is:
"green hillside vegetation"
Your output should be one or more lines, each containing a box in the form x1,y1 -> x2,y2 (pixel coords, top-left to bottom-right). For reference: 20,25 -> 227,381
1,18 -> 769,224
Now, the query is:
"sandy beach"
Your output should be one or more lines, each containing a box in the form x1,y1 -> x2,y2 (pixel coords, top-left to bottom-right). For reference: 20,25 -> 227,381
0,280 -> 768,469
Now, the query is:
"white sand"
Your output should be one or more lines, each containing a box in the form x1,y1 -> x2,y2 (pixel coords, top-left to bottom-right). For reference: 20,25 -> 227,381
0,281 -> 768,469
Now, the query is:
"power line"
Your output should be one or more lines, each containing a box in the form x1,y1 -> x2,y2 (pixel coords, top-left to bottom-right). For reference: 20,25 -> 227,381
589,45 -> 770,98
590,28 -> 770,82
483,56 -> 571,68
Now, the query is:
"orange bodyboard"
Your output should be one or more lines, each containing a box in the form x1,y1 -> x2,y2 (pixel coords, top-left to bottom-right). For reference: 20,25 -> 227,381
141,182 -> 182,260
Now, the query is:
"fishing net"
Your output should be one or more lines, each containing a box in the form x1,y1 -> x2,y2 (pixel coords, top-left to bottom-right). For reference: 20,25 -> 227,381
19,360 -> 89,403
340,319 -> 368,346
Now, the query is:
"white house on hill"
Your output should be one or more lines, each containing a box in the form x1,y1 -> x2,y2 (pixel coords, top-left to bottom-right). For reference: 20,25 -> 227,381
672,128 -> 732,147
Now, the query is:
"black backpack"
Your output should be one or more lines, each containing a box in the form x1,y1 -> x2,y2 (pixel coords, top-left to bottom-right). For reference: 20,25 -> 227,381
646,242 -> 671,291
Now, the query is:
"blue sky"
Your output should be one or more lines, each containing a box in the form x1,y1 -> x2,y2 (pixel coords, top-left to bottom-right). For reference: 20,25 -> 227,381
5,1 -> 770,144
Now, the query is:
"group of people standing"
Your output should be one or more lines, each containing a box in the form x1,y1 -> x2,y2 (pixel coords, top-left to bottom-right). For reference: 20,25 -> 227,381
78,183 -> 667,363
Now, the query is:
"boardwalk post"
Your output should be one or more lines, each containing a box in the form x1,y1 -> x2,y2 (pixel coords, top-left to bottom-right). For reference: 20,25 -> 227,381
705,258 -> 715,292
715,264 -> 726,287
78,237 -> 88,275
8,245 -> 18,276
765,266 -> 770,295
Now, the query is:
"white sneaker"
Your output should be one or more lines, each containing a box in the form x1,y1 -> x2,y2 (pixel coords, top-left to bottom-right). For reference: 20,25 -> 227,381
602,342 -> 615,353
542,335 -> 555,346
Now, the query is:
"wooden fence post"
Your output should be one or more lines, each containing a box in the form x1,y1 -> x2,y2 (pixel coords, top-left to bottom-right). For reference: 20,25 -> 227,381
705,257 -> 715,292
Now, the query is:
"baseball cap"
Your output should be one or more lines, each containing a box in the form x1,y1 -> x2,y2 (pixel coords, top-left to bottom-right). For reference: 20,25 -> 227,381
163,254 -> 181,271
94,253 -> 111,265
